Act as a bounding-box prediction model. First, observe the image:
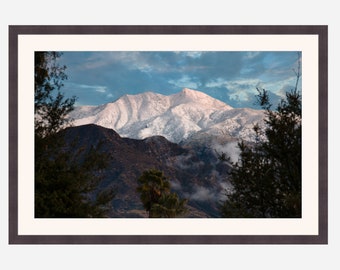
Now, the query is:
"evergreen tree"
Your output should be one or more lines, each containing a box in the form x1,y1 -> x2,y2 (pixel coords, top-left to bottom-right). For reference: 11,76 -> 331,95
150,193 -> 187,218
35,52 -> 75,138
221,78 -> 301,218
35,142 -> 114,218
35,52 -> 114,218
136,169 -> 187,218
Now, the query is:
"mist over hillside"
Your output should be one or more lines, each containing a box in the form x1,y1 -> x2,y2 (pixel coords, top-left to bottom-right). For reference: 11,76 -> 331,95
64,88 -> 265,217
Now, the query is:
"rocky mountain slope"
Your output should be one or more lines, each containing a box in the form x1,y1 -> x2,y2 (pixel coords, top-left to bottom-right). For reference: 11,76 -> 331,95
63,89 -> 266,218
61,124 -> 232,218
69,88 -> 265,143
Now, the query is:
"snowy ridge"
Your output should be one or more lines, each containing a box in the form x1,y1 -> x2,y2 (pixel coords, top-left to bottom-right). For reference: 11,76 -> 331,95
69,88 -> 264,143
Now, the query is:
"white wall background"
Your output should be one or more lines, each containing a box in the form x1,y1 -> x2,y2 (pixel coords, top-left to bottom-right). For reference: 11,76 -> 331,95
1,1 -> 338,269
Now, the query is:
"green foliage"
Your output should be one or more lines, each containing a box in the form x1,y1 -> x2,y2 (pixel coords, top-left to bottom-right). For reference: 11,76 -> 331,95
34,51 -> 115,218
221,86 -> 301,218
136,169 -> 187,218
136,169 -> 170,213
35,137 -> 114,218
35,52 -> 76,138
150,193 -> 188,218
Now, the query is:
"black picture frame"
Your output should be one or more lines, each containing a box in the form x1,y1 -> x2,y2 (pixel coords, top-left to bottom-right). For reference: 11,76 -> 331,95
8,25 -> 328,244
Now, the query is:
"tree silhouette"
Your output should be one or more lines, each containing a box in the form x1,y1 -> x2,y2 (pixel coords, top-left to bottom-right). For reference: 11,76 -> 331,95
150,193 -> 187,218
35,52 -> 75,138
35,52 -> 115,218
221,64 -> 302,218
136,169 -> 187,218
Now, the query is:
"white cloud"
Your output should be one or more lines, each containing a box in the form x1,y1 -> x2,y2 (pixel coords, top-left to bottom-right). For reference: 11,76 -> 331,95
174,51 -> 205,58
95,87 -> 107,93
170,180 -> 182,191
69,83 -> 108,93
206,78 -> 263,102
244,52 -> 260,59
189,186 -> 216,201
205,78 -> 227,88
168,75 -> 201,89
213,141 -> 240,163
184,51 -> 204,59
80,52 -> 155,73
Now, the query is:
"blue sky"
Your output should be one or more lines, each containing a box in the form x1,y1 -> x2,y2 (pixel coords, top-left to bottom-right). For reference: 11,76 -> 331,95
60,51 -> 301,108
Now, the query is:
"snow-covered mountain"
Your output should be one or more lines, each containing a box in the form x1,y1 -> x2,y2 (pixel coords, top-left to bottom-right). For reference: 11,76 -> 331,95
69,88 -> 265,143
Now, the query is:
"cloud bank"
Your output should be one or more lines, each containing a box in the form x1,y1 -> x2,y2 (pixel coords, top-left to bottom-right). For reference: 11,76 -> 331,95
60,51 -> 301,108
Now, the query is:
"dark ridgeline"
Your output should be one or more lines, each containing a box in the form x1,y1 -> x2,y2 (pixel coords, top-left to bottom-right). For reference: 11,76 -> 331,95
59,124 -> 232,218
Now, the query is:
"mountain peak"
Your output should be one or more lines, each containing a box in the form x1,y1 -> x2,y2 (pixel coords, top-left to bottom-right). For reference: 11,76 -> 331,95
170,88 -> 232,111
180,87 -> 209,98
182,87 -> 199,94
70,88 -> 264,143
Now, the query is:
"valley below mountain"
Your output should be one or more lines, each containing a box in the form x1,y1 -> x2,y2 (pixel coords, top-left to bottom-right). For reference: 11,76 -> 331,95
64,88 -> 265,218
62,124 -> 232,217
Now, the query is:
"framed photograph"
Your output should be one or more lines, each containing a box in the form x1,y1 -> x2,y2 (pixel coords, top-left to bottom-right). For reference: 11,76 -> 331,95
9,25 -> 328,244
